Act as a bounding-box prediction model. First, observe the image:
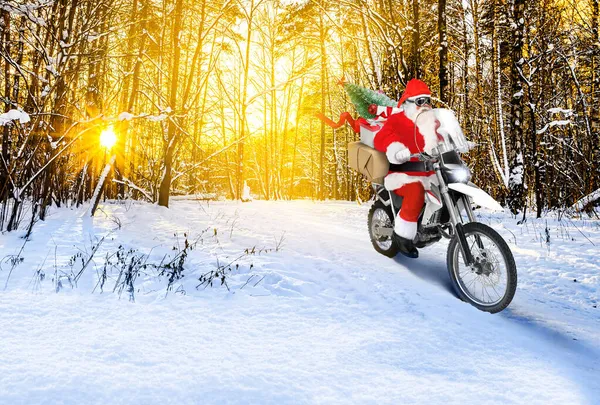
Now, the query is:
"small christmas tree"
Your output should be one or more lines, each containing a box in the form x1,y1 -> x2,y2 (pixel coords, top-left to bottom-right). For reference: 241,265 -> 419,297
344,82 -> 397,119
315,80 -> 399,133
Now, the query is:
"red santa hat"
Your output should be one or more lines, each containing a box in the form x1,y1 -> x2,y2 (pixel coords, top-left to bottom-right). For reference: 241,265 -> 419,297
398,79 -> 431,107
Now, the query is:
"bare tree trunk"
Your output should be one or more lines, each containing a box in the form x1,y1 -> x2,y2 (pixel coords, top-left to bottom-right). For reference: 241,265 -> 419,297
470,0 -> 484,140
491,0 -> 509,189
289,76 -> 304,199
411,0 -> 421,79
126,7 -> 148,189
40,0 -> 74,220
279,48 -> 296,199
215,68 -> 234,200
438,0 -> 448,101
236,0 -> 256,200
279,85 -> 293,199
507,0 -> 526,214
25,20 -> 44,114
360,7 -> 379,88
310,118 -> 315,199
319,10 -> 327,200
338,25 -> 351,200
1,10 -> 11,203
529,90 -> 542,218
192,26 -> 217,195
325,64 -> 338,200
591,0 -> 600,193
158,0 -> 184,207
89,155 -> 116,216
11,17 -> 24,109
460,1 -> 470,129
263,49 -> 270,200
270,29 -> 278,198
115,0 -> 139,198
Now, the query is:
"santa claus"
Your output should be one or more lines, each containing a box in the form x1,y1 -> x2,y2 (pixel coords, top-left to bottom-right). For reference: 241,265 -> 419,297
373,79 -> 442,258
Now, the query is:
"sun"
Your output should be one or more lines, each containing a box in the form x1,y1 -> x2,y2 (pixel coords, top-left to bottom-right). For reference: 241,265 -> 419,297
99,127 -> 117,149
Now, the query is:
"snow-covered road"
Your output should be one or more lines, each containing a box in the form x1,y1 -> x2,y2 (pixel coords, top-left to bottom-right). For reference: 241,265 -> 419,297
0,200 -> 598,404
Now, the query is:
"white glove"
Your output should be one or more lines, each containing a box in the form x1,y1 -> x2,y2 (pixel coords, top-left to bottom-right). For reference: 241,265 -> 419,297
386,142 -> 411,164
395,148 -> 411,164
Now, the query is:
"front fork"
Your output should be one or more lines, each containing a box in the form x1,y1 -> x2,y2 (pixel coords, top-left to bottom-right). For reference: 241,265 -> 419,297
435,166 -> 475,266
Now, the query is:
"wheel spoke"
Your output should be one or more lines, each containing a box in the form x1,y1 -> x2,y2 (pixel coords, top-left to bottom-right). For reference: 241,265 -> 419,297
371,208 -> 393,251
489,283 -> 502,301
465,275 -> 477,290
469,238 -> 478,253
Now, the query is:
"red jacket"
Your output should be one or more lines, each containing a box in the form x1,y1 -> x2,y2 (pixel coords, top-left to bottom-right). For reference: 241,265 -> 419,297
373,110 -> 441,190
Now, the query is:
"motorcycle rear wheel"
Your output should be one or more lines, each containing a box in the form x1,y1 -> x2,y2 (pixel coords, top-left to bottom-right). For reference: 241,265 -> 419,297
368,200 -> 399,258
446,222 -> 517,313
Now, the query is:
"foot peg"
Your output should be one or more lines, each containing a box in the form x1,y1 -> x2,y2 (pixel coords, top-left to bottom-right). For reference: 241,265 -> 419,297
414,226 -> 442,248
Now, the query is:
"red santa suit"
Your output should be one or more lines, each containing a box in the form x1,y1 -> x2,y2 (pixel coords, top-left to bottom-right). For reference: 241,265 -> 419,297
373,79 -> 441,240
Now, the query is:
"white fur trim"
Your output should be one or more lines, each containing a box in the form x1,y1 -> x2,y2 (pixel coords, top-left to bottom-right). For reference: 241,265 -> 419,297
406,93 -> 430,100
384,174 -> 438,191
385,142 -> 408,164
394,216 -> 418,239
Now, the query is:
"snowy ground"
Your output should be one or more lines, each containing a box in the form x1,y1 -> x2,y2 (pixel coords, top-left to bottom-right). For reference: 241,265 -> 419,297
0,199 -> 599,404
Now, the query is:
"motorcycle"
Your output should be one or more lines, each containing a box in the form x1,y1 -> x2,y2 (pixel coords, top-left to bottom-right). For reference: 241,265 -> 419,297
366,109 -> 517,313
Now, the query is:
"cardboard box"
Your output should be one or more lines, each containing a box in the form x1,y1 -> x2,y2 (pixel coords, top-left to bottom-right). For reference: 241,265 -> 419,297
347,141 -> 389,184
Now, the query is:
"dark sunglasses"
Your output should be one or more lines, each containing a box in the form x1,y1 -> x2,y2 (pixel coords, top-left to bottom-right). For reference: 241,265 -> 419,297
407,96 -> 431,107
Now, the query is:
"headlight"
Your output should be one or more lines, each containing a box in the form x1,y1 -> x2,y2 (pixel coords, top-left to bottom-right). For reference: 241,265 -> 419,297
447,167 -> 471,184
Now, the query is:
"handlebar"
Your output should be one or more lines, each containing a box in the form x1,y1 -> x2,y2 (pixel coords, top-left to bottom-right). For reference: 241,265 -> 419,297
410,152 -> 437,162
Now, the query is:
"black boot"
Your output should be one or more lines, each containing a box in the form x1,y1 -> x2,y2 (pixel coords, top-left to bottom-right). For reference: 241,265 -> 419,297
394,234 -> 419,259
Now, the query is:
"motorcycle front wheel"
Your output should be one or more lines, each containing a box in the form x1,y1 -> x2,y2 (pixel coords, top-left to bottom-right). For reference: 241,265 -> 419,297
446,222 -> 517,313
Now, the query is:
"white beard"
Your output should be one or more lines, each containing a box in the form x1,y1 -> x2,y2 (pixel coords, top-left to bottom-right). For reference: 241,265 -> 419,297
402,103 -> 439,154
403,102 -> 420,121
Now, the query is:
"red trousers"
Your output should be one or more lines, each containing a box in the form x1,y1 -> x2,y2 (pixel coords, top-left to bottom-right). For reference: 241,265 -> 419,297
393,182 -> 425,223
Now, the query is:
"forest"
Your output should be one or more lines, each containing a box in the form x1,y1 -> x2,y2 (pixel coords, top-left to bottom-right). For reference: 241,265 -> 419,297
1,0 -> 599,232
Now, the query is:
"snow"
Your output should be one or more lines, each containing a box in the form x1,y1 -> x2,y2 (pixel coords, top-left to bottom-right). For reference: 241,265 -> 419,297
0,200 -> 598,404
118,112 -> 173,122
41,85 -> 50,97
0,109 -> 31,126
1,2 -> 48,26
146,114 -> 167,122
241,181 -> 253,202
88,155 -> 116,216
45,60 -> 58,77
509,164 -> 524,185
537,120 -> 571,135
59,40 -> 72,49
548,107 -> 573,116
118,112 -> 135,121
571,188 -> 600,212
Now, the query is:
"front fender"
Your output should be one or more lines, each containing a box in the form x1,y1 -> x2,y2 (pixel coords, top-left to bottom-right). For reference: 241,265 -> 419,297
448,182 -> 504,211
